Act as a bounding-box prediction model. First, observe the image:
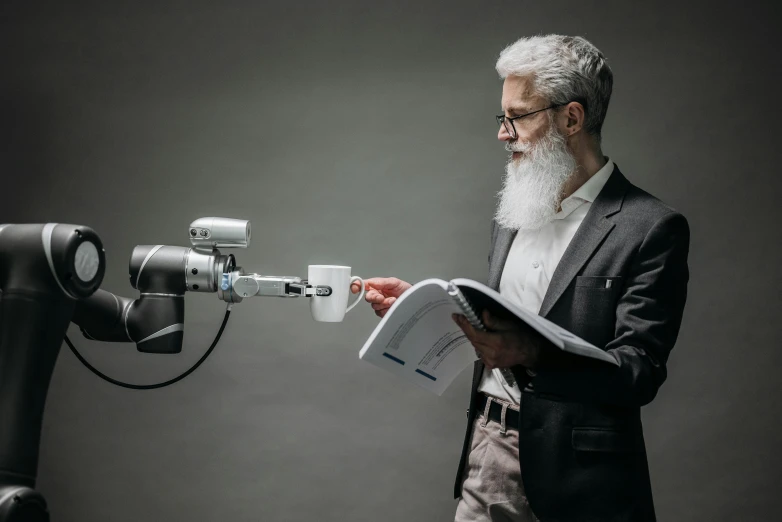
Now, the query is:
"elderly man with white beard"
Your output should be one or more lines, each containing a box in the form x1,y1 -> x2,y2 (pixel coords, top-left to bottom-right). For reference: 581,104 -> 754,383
352,34 -> 690,522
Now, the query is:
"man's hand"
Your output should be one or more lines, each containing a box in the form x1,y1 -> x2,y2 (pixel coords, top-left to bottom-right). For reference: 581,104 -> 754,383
350,277 -> 412,318
453,310 -> 542,370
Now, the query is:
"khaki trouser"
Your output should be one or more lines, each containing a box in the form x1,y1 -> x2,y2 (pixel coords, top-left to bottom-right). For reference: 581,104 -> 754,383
454,396 -> 539,522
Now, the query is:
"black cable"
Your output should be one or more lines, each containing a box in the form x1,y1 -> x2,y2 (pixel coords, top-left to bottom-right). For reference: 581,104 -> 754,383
63,308 -> 232,390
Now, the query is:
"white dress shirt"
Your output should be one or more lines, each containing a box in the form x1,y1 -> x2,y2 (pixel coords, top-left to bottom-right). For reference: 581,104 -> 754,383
479,158 -> 615,404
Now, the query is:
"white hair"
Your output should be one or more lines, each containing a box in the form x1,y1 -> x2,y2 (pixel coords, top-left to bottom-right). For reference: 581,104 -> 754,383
496,34 -> 613,142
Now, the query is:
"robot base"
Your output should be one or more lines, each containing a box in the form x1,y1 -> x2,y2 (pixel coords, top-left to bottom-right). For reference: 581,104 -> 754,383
0,485 -> 49,522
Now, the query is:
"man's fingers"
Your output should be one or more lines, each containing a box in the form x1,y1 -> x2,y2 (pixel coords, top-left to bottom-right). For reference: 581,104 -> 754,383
474,343 -> 500,368
366,291 -> 397,305
365,289 -> 386,304
453,315 -> 502,366
371,298 -> 396,311
452,314 -> 480,340
472,343 -> 499,369
455,314 -> 497,344
452,313 -> 469,334
364,277 -> 400,290
363,277 -> 411,298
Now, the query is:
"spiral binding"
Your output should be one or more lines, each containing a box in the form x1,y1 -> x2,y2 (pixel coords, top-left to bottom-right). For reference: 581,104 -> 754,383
448,283 -> 485,331
447,283 -> 517,387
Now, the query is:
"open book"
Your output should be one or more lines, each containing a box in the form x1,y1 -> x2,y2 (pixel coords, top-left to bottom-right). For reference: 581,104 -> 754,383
358,278 -> 618,396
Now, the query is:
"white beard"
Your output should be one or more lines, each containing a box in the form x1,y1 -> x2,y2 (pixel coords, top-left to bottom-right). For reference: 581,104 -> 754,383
494,125 -> 577,231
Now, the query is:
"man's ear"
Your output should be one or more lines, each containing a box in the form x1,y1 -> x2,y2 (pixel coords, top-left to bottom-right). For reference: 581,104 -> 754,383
562,101 -> 585,136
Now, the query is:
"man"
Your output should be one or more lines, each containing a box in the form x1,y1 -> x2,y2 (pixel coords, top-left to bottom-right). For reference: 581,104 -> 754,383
351,34 -> 689,522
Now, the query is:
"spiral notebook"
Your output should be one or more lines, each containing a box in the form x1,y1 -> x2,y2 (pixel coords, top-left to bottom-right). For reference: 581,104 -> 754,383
358,278 -> 618,396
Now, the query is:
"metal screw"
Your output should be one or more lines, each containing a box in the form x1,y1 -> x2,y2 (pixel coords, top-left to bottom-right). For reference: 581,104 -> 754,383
193,284 -> 199,290
191,268 -> 198,275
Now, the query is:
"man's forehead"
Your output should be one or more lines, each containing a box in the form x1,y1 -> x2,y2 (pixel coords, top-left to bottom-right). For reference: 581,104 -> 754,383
501,75 -> 543,111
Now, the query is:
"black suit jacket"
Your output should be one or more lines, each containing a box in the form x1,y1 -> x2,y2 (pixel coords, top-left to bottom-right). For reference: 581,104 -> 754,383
454,165 -> 690,522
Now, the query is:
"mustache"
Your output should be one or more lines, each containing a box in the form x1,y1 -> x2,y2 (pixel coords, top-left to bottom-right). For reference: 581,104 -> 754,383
504,141 -> 533,153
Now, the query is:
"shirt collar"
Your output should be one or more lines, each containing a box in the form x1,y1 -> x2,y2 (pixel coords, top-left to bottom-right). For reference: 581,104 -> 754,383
554,157 -> 614,219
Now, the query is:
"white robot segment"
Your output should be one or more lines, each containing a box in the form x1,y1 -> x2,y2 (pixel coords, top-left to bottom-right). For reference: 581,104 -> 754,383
189,217 -> 250,250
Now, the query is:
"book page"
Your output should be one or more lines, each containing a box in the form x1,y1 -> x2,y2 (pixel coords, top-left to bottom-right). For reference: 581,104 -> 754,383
358,279 -> 479,395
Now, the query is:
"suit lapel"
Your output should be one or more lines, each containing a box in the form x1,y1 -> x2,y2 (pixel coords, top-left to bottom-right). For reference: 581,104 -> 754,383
538,166 -> 629,318
488,227 -> 517,290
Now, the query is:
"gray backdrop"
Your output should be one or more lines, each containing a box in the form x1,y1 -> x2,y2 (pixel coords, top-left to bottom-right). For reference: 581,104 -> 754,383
2,0 -> 780,520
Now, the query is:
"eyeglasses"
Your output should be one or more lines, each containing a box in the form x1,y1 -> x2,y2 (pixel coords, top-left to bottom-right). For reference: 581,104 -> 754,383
496,103 -> 567,139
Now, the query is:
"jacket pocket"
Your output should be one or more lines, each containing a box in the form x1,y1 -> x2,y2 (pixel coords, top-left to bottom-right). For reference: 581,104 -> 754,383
570,277 -> 623,347
571,427 -> 644,453
575,275 -> 623,289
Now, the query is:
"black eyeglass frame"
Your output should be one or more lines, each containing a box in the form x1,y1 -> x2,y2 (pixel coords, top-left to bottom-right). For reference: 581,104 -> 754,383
496,102 -> 573,138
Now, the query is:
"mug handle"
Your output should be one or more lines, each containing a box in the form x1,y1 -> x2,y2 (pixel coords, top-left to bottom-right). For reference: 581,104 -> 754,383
345,276 -> 365,313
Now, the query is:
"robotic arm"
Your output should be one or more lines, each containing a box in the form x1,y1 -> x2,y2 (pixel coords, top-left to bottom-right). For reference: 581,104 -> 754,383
0,217 -> 334,521
72,217 -> 332,354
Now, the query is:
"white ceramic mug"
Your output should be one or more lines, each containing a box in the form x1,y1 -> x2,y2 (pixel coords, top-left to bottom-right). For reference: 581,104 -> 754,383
308,265 -> 365,322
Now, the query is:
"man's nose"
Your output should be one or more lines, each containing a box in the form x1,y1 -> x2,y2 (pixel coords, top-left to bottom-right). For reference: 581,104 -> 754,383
498,123 -> 513,142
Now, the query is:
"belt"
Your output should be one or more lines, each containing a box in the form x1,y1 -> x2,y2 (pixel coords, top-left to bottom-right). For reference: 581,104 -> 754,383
476,393 -> 519,431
